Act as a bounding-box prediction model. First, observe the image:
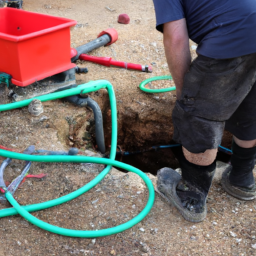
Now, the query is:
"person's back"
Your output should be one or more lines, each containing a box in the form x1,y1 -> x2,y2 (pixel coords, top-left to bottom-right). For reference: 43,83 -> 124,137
154,0 -> 256,58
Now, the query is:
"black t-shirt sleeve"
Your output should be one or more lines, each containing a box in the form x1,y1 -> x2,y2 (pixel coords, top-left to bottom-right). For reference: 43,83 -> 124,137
153,0 -> 185,33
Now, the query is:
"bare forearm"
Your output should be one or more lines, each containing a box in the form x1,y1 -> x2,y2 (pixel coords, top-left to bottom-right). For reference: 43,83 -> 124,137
164,39 -> 191,99
163,20 -> 191,99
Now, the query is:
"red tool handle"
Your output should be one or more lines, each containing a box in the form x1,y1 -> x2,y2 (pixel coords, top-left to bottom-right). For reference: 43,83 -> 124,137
79,54 -> 112,67
20,174 -> 47,186
79,54 -> 152,73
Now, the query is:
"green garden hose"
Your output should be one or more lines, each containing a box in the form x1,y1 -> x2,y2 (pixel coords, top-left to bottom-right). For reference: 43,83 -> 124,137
139,75 -> 176,93
0,80 -> 155,237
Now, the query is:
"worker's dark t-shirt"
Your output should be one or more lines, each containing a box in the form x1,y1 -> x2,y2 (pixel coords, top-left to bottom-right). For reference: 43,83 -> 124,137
153,0 -> 256,59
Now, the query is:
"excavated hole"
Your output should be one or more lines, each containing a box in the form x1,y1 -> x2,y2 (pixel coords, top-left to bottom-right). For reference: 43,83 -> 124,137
58,90 -> 233,176
65,116 -> 232,176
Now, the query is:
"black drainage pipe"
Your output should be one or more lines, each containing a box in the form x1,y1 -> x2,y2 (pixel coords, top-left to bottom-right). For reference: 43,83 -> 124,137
63,95 -> 105,154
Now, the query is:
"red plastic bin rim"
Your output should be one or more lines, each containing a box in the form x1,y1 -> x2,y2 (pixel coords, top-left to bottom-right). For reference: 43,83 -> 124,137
0,8 -> 77,42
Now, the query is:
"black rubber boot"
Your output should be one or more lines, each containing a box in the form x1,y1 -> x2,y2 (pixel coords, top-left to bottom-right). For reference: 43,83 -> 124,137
221,141 -> 256,200
230,141 -> 255,188
157,146 -> 215,222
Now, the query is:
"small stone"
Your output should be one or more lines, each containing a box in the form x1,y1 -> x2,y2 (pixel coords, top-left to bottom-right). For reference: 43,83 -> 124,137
110,249 -> 116,255
141,245 -> 149,253
39,115 -> 49,122
105,6 -> 115,12
212,222 -> 217,226
230,231 -> 237,237
28,99 -> 44,116
151,42 -> 157,48
17,241 -> 21,245
150,228 -> 158,234
236,239 -> 242,243
118,14 -> 130,24
139,228 -> 145,232
13,168 -> 21,173
75,24 -> 85,28
252,244 -> 256,249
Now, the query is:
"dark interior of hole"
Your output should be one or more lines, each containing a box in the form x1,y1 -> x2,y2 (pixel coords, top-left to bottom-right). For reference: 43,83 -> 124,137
115,147 -> 231,176
114,131 -> 233,175
115,148 -> 179,175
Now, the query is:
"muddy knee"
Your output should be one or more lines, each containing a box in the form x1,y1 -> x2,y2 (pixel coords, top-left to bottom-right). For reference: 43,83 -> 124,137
182,147 -> 217,166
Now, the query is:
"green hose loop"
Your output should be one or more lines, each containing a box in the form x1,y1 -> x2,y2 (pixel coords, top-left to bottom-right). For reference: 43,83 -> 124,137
139,75 -> 176,93
4,157 -> 155,238
0,80 -> 155,237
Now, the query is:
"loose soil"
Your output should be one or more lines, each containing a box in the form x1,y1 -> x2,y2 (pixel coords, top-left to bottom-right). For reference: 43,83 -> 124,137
0,1 -> 255,256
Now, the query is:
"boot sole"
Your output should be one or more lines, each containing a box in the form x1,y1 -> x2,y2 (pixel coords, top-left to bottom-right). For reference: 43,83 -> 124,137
221,166 -> 256,201
156,167 -> 207,223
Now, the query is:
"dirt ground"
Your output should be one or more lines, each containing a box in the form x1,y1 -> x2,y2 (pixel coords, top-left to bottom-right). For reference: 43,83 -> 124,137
0,0 -> 256,255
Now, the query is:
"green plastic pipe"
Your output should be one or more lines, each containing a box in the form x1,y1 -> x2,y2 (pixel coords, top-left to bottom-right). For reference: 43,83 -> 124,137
0,80 -> 155,237
4,157 -> 154,237
0,80 -> 108,111
139,75 -> 176,93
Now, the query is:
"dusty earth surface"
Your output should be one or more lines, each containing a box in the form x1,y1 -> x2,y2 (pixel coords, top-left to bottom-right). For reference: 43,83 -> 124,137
0,0 -> 256,255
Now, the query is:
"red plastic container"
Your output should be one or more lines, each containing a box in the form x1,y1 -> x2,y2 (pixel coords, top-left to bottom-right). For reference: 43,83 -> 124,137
0,8 -> 76,87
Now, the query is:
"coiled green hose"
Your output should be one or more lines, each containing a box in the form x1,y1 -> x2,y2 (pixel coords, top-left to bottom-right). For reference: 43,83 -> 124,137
0,80 -> 155,237
139,75 -> 175,93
